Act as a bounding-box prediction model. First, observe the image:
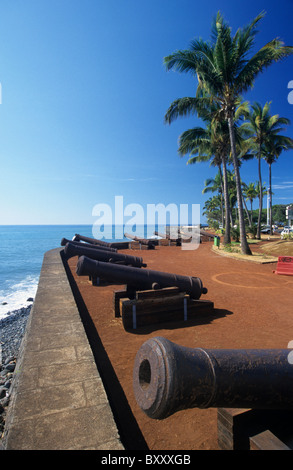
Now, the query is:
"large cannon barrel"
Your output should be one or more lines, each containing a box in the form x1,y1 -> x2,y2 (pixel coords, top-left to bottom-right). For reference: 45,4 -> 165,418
133,337 -> 293,419
76,256 -> 207,299
73,233 -> 111,246
61,237 -> 117,252
73,233 -> 130,250
64,242 -> 147,267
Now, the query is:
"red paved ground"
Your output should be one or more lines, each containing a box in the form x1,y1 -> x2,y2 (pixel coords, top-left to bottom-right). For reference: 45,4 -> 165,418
67,240 -> 293,450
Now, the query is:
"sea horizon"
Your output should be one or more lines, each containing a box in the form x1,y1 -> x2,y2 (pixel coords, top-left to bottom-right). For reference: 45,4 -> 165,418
0,223 -> 169,319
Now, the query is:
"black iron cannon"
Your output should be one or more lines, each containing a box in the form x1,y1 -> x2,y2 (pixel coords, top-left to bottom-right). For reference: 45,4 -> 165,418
61,237 -> 117,252
124,233 -> 158,249
153,231 -> 169,239
200,230 -> 218,239
153,231 -> 181,246
64,242 -> 147,268
76,256 -> 207,299
73,233 -> 130,250
133,337 -> 293,419
154,228 -> 181,239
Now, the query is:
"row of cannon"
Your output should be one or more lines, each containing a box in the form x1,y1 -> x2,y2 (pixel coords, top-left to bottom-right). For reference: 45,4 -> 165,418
61,234 -> 293,426
61,234 -> 208,299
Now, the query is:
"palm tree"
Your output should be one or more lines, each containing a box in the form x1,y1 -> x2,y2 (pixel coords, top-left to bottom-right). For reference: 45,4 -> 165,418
178,119 -> 232,243
203,195 -> 222,227
202,171 -> 225,227
263,134 -> 293,233
246,102 -> 292,238
164,11 -> 293,254
255,181 -> 267,228
166,93 -> 250,245
242,182 -> 257,227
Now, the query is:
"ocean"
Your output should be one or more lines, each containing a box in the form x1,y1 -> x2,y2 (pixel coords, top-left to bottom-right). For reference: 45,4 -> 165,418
0,224 -> 162,320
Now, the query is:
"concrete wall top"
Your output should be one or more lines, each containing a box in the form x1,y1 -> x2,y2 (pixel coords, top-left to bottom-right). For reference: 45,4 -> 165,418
3,247 -> 124,450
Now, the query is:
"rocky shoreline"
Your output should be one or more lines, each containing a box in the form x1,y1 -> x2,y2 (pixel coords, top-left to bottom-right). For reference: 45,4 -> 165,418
0,303 -> 33,441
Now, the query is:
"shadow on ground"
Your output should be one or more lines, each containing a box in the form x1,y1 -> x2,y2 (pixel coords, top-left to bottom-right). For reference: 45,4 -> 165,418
124,308 -> 233,335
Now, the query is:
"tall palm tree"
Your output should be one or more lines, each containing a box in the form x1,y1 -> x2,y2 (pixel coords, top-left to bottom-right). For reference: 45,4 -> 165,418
164,11 -> 293,255
202,171 -> 225,227
246,102 -> 292,238
242,182 -> 257,226
255,181 -> 267,228
263,134 -> 293,233
165,92 -> 250,245
178,120 -> 232,243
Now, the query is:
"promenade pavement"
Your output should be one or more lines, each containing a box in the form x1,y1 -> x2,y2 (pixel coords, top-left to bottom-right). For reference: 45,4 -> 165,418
3,248 -> 124,450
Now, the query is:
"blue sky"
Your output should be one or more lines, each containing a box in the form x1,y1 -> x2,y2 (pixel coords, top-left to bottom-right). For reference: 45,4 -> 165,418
0,0 -> 293,225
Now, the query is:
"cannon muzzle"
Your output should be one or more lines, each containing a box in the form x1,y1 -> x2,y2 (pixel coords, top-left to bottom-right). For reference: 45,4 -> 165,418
133,337 -> 293,419
61,237 -> 117,252
64,242 -> 146,267
76,256 -> 206,299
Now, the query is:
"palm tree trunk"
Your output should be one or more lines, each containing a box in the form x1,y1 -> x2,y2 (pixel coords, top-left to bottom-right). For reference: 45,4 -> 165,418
222,155 -> 231,244
269,162 -> 273,234
227,115 -> 252,255
218,164 -> 224,228
256,151 -> 263,239
243,195 -> 251,227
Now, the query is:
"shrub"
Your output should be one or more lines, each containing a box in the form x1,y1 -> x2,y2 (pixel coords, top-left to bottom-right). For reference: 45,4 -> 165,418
223,243 -> 240,253
282,232 -> 293,240
247,224 -> 257,239
230,226 -> 240,242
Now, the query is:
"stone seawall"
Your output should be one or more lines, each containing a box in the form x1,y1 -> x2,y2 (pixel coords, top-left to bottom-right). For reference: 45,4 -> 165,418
2,248 -> 124,450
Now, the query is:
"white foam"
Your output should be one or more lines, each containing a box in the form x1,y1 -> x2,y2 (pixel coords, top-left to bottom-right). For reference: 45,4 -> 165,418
0,275 -> 39,320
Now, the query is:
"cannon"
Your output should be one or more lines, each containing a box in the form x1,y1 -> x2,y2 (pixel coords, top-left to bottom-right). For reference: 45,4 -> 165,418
124,233 -> 157,249
154,231 -> 169,239
73,233 -> 130,250
200,230 -> 218,240
63,242 -> 147,267
153,231 -> 181,245
76,256 -> 207,299
61,237 -> 118,252
133,337 -> 293,419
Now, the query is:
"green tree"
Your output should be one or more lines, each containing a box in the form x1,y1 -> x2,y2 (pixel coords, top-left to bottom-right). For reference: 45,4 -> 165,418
263,134 -> 293,233
202,171 -> 225,227
255,181 -> 267,230
246,102 -> 292,238
165,92 -> 251,245
203,195 -> 222,227
272,205 -> 288,225
164,11 -> 293,254
178,120 -> 232,242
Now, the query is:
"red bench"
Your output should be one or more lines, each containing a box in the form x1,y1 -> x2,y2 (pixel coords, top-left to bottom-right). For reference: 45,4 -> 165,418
273,256 -> 293,276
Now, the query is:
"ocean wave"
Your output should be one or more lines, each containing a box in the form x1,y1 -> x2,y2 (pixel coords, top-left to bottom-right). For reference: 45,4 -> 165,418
0,275 -> 39,320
